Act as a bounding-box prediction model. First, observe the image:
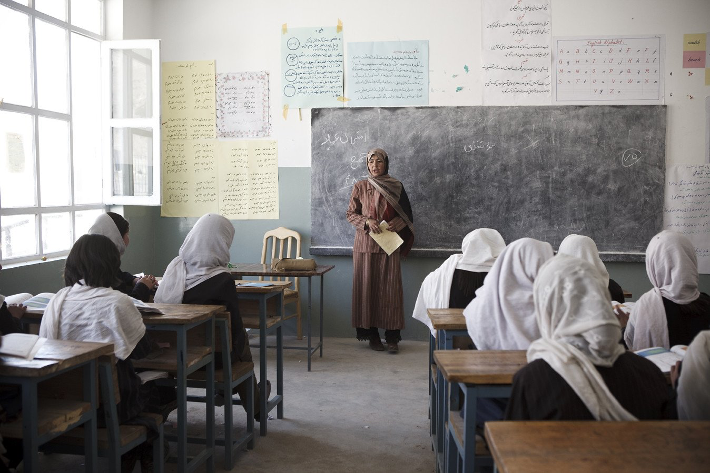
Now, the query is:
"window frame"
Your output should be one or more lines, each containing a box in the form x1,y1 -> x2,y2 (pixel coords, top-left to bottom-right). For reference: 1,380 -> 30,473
0,0 -> 105,266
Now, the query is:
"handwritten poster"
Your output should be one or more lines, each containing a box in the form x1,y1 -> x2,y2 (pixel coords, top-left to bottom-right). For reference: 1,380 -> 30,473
346,40 -> 429,107
553,35 -> 664,104
161,140 -> 279,220
281,26 -> 343,108
161,61 -> 216,140
683,33 -> 706,68
664,165 -> 710,274
216,72 -> 271,138
481,0 -> 551,105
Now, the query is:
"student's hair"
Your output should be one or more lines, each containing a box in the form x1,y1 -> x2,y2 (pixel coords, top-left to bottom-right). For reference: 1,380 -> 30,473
64,234 -> 121,288
106,211 -> 129,237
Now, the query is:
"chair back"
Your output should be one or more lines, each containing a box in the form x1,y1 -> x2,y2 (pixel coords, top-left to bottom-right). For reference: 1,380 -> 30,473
260,227 -> 302,292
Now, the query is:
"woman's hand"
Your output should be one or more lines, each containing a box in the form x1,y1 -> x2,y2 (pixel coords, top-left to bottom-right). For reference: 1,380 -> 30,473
613,304 -> 629,328
387,217 -> 405,232
366,218 -> 382,234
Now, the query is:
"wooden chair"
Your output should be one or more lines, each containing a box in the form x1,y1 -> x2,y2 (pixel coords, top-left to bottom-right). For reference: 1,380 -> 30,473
41,354 -> 165,472
186,312 -> 255,470
260,227 -> 303,339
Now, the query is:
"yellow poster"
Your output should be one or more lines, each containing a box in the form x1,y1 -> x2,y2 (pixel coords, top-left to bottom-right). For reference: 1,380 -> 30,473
161,61 -> 216,141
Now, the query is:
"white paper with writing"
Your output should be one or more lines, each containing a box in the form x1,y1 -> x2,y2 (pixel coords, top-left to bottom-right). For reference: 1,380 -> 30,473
216,72 -> 271,138
161,61 -> 216,140
346,40 -> 429,107
664,165 -> 710,274
481,0 -> 551,105
161,140 -> 279,220
553,35 -> 664,104
281,26 -> 343,108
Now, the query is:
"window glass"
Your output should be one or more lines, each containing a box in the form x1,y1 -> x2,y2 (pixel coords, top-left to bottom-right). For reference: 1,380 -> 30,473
1,214 -> 37,259
111,49 -> 152,119
38,117 -> 71,206
0,6 -> 32,107
42,212 -> 71,253
112,127 -> 153,197
71,0 -> 102,34
0,111 -> 36,208
75,209 -> 103,237
35,0 -> 67,21
36,19 -> 69,113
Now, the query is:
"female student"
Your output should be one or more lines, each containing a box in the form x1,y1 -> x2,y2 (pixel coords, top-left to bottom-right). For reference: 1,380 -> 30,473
625,230 -> 710,350
89,212 -> 158,302
39,234 -> 171,470
412,228 -> 505,335
154,213 -> 268,419
676,330 -> 710,420
557,233 -> 625,303
505,255 -> 672,420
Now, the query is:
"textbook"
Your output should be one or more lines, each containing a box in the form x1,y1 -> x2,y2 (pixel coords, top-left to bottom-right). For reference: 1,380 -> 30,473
635,345 -> 687,373
18,292 -> 55,310
236,282 -> 273,288
0,333 -> 47,360
129,297 -> 164,315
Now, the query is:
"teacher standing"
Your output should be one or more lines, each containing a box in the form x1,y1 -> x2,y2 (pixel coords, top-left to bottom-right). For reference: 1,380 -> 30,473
346,148 -> 415,353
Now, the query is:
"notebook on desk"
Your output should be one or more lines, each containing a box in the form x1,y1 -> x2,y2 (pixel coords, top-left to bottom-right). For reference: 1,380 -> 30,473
236,282 -> 273,288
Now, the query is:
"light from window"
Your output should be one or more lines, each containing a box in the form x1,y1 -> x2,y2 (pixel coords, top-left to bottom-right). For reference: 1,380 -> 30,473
0,6 -> 32,107
42,212 -> 71,253
0,111 -> 36,208
36,19 -> 69,114
112,127 -> 154,197
74,209 -> 103,236
38,117 -> 71,206
35,0 -> 66,21
1,214 -> 36,259
71,0 -> 102,34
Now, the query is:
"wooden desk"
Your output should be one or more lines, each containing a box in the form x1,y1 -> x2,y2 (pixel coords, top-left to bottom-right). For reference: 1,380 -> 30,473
427,308 -> 467,471
484,420 -> 710,473
434,350 -> 527,473
235,280 -> 291,436
133,303 -> 221,472
228,263 -> 335,371
0,338 -> 114,472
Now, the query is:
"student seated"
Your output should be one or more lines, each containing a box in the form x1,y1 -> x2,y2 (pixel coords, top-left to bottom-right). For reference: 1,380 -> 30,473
625,230 -> 710,350
557,233 -> 625,303
412,228 -> 505,338
39,234 -> 174,471
154,213 -> 269,420
0,290 -> 25,335
676,330 -> 710,420
505,255 -> 672,421
89,212 -> 158,302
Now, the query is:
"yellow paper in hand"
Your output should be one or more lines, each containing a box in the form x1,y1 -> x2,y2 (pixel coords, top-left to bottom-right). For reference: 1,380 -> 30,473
369,221 -> 404,256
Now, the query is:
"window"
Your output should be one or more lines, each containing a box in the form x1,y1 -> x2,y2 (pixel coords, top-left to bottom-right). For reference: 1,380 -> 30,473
0,0 -> 104,265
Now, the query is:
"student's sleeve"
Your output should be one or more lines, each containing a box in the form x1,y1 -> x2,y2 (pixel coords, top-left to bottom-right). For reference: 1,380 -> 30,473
0,302 -> 23,335
503,370 -> 531,420
128,281 -> 152,303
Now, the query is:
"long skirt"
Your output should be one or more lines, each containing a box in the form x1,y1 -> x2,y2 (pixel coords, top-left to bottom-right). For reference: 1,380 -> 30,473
351,250 -> 405,330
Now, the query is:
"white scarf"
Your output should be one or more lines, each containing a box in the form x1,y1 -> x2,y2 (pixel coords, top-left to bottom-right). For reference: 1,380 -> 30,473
412,229 -> 506,335
464,238 -> 553,350
39,283 -> 145,360
677,330 -> 710,420
557,234 -> 610,287
527,255 -> 635,421
88,213 -> 127,256
155,214 -> 234,304
625,231 -> 700,350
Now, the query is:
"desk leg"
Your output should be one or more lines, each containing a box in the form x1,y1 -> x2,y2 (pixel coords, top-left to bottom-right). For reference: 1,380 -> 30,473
307,276 -> 313,371
319,275 -> 324,358
444,331 -> 460,411
259,296 -> 268,436
177,329 -> 188,472
436,330 -> 446,456
83,360 -> 98,472
21,381 -> 38,473
462,384 -> 477,473
277,292 -> 284,419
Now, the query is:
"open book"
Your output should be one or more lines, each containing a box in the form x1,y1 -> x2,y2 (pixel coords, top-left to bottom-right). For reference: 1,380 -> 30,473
635,345 -> 687,372
0,333 -> 47,360
129,297 -> 164,315
7,292 -> 56,311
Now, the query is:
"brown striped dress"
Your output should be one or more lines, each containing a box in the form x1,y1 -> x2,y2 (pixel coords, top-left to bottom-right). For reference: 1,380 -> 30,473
346,179 -> 411,334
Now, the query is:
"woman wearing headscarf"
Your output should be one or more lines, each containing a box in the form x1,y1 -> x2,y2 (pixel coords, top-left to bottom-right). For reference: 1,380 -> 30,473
412,228 -> 505,336
557,233 -> 625,303
463,238 -> 554,350
346,148 -> 414,353
154,214 -> 268,420
88,212 -> 158,302
676,330 -> 710,420
505,255 -> 672,420
625,230 -> 710,351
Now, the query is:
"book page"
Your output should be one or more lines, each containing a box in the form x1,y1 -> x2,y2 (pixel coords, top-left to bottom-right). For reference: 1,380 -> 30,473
635,347 -> 683,372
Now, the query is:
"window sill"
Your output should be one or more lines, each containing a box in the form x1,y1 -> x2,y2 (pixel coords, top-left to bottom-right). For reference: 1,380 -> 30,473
1,255 -> 67,270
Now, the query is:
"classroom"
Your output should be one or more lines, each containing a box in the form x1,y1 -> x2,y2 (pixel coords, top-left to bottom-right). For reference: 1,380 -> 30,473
1,0 -> 709,472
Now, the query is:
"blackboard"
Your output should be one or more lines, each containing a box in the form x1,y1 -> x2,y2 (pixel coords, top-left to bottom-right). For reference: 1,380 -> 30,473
310,106 -> 666,261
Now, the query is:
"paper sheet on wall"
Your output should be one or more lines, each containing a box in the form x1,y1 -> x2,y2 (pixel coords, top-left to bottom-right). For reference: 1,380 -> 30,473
281,26 -> 344,108
481,0 -> 551,105
664,165 -> 710,274
682,33 -> 706,68
346,40 -> 429,107
161,140 -> 279,220
216,72 -> 271,138
553,35 -> 664,104
161,61 -> 216,140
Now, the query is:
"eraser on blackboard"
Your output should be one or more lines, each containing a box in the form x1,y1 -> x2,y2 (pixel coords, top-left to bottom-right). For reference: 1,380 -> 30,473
283,104 -> 289,119
282,23 -> 288,34
337,18 -> 343,33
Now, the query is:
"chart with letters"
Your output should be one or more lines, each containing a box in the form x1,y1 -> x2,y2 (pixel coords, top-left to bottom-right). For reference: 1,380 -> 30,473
553,35 -> 664,104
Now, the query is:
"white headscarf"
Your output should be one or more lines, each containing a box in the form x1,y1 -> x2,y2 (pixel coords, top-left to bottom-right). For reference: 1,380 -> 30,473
88,213 -> 127,256
154,214 -> 234,304
625,231 -> 700,350
527,255 -> 635,421
39,283 -> 145,360
464,238 -> 554,350
412,229 -> 506,335
677,330 -> 710,420
557,234 -> 610,287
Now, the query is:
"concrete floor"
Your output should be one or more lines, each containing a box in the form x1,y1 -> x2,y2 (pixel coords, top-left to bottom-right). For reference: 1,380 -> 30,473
33,336 -> 435,473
